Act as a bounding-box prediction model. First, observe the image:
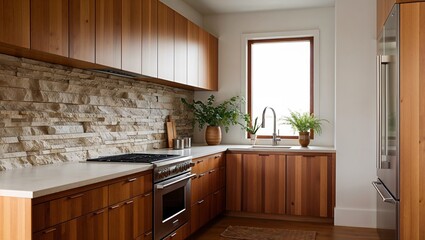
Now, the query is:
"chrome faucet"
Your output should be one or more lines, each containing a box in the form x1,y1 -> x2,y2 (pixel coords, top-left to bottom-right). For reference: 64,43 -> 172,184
261,107 -> 281,146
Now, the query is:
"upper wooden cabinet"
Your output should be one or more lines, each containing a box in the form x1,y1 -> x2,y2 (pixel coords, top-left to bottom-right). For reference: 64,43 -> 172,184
69,0 -> 95,62
31,0 -> 69,57
158,2 -> 175,81
0,0 -> 30,48
187,21 -> 199,87
96,0 -> 122,69
174,12 -> 188,85
208,34 -> 219,91
122,0 -> 142,74
198,28 -> 209,89
141,0 -> 158,78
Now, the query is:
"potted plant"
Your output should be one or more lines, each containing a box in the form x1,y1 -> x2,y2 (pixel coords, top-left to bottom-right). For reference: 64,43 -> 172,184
241,114 -> 261,145
281,111 -> 327,147
181,95 -> 244,145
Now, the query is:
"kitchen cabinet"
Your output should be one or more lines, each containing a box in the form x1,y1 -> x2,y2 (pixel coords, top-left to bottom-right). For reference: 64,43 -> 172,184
398,3 -> 425,239
286,154 -> 335,218
158,1 -> 175,81
0,0 -> 30,48
96,0 -> 122,69
225,152 -> 335,219
208,34 -> 219,91
122,0 -> 142,74
69,0 -> 95,62
198,28 -> 209,89
141,0 -> 158,78
162,223 -> 190,240
174,12 -> 188,85
0,170 -> 153,240
31,0 -> 69,57
187,21 -> 199,87
190,153 -> 226,235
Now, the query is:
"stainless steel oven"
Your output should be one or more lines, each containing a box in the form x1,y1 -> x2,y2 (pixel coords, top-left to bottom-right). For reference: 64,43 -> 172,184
154,172 -> 194,240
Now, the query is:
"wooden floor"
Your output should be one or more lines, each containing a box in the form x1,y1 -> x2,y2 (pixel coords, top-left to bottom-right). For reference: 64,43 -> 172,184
189,216 -> 380,240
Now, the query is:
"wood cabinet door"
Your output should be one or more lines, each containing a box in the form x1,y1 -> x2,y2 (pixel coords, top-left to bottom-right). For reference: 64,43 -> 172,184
141,0 -> 157,77
242,154 -> 263,213
31,0 -> 68,57
226,153 -> 242,211
122,0 -> 142,73
0,0 -> 30,48
174,12 -> 188,84
198,28 -> 209,89
286,154 -> 335,217
108,196 -> 143,240
33,217 -> 84,240
69,0 -> 95,62
208,34 -> 218,91
187,21 -> 199,86
210,188 -> 225,219
96,0 -> 122,68
190,194 -> 211,234
263,154 -> 286,214
158,1 -> 174,81
83,208 -> 108,240
108,173 -> 152,205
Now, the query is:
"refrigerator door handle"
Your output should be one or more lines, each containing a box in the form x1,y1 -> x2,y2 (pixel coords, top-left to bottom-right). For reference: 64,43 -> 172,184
372,181 -> 397,204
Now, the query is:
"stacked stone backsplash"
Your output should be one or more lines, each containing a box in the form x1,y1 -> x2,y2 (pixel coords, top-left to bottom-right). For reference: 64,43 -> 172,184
0,54 -> 194,171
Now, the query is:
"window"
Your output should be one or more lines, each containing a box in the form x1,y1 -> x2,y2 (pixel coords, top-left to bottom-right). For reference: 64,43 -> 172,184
248,37 -> 314,139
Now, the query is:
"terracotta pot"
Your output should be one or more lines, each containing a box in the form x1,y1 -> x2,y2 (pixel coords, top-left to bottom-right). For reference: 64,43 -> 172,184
205,126 -> 222,145
299,132 -> 310,147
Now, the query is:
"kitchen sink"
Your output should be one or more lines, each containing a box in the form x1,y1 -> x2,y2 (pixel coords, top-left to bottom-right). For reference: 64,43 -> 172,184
250,145 -> 293,149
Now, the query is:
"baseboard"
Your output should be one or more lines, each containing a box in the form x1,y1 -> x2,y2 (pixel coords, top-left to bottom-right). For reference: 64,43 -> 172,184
334,207 -> 377,228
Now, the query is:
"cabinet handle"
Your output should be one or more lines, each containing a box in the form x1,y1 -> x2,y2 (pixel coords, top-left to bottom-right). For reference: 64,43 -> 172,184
144,231 -> 152,236
259,154 -> 269,157
214,191 -> 220,195
68,193 -> 84,199
144,192 -> 151,197
215,155 -> 220,159
43,228 -> 57,234
125,200 -> 134,205
170,232 -> 177,238
209,169 -> 216,173
191,175 -> 198,180
110,204 -> 120,209
127,178 -> 137,182
199,173 -> 205,178
197,200 -> 204,204
172,219 -> 179,224
197,159 -> 204,164
94,209 -> 105,215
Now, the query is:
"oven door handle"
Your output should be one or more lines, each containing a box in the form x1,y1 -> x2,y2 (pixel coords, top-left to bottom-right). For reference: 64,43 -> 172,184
156,173 -> 196,189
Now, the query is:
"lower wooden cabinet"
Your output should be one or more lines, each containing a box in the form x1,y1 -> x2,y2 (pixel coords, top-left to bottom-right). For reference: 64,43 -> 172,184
210,188 -> 225,219
162,223 -> 190,240
190,194 -> 211,234
30,170 -> 153,240
226,152 -> 335,219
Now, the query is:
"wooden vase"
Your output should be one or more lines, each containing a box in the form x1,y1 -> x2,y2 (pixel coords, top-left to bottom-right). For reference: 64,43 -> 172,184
299,132 -> 310,147
205,126 -> 222,145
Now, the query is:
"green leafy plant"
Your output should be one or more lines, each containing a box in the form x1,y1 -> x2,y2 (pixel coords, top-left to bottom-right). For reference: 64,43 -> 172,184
181,95 -> 244,133
240,114 -> 261,134
281,111 -> 327,134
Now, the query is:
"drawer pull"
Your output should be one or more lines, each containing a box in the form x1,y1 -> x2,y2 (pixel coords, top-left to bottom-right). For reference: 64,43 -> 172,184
125,200 -> 134,205
144,192 -> 151,197
214,191 -> 220,195
68,193 -> 84,199
197,159 -> 204,164
191,175 -> 197,180
145,231 -> 152,236
197,199 -> 204,204
43,228 -> 57,234
110,204 -> 120,209
209,169 -> 216,173
172,219 -> 179,224
170,232 -> 177,238
199,173 -> 206,178
215,155 -> 220,159
259,154 -> 270,156
127,178 -> 137,182
94,209 -> 105,215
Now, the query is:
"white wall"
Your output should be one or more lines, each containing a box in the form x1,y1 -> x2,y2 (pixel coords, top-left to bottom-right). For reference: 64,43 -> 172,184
195,8 -> 335,146
334,0 -> 377,228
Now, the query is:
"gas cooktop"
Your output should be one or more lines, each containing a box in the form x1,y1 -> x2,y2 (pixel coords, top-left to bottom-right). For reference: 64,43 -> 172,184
86,153 -> 181,164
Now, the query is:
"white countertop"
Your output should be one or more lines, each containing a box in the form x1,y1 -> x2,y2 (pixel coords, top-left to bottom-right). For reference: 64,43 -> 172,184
0,162 -> 152,198
0,144 -> 335,199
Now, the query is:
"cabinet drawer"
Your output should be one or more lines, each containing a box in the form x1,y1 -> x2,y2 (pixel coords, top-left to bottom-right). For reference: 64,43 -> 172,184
33,186 -> 108,232
208,153 -> 224,170
192,157 -> 208,174
109,173 -> 152,205
163,222 -> 189,240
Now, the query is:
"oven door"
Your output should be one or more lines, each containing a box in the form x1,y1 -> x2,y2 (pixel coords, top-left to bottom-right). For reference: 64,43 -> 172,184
154,172 -> 194,240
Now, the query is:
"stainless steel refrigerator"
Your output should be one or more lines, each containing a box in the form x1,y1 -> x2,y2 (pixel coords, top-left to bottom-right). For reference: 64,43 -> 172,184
372,4 -> 399,240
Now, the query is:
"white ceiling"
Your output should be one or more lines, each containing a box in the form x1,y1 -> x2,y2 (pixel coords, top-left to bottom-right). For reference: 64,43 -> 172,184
182,0 -> 335,15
